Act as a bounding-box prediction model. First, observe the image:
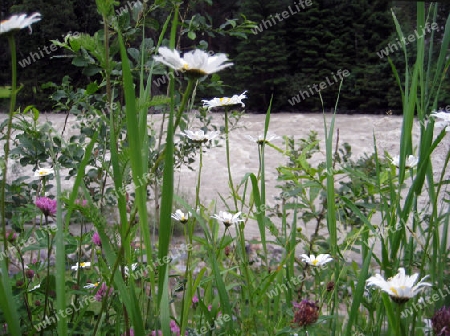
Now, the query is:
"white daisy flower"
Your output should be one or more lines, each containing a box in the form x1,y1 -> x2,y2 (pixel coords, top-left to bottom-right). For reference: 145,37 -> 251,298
154,47 -> 233,76
366,267 -> 431,303
124,263 -> 138,277
390,155 -> 419,169
34,167 -> 54,177
180,130 -> 220,143
28,283 -> 41,292
83,282 -> 99,289
211,211 -> 244,227
71,262 -> 91,270
245,133 -> 280,145
301,254 -> 333,267
430,111 -> 450,132
0,13 -> 41,35
202,91 -> 247,110
171,209 -> 190,224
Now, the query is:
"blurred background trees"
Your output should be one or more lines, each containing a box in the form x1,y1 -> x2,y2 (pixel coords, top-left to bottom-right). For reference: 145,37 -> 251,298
0,0 -> 449,112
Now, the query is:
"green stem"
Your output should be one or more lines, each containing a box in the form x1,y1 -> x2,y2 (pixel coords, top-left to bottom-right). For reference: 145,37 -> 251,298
396,304 -> 404,336
1,35 -> 17,266
174,78 -> 196,132
103,15 -> 112,106
195,145 -> 203,208
180,145 -> 202,334
224,109 -> 237,211
237,222 -> 255,328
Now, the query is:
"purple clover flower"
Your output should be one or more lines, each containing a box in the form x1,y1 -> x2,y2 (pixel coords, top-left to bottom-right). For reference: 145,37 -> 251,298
92,232 -> 101,247
35,197 -> 57,217
94,282 -> 113,302
170,320 -> 180,334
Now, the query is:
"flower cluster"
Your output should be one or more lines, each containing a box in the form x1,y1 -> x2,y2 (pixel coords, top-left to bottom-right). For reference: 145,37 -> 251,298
390,154 -> 419,169
35,197 -> 57,217
432,306 -> 450,336
431,111 -> 450,132
94,282 -> 113,302
366,267 -> 431,303
92,232 -> 101,247
71,262 -> 91,271
154,47 -> 233,76
180,130 -> 220,143
245,133 -> 279,145
301,254 -> 333,267
212,211 -> 244,228
0,13 -> 41,35
171,209 -> 190,224
34,167 -> 54,177
202,91 -> 247,110
292,300 -> 319,327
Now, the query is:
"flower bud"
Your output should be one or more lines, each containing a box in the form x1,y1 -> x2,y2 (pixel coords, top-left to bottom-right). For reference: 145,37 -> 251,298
6,231 -> 17,243
432,306 -> 450,336
292,299 -> 319,327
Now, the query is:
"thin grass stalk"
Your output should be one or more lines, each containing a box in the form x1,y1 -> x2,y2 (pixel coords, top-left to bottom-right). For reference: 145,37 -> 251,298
137,14 -> 173,313
389,8 -> 417,261
236,216 -> 256,328
344,248 -> 372,335
0,34 -> 21,336
320,85 -> 340,335
54,165 -> 68,335
155,6 -> 180,334
259,98 -> 272,267
224,108 -> 238,211
118,30 -> 148,335
286,197 -> 298,308
180,145 -> 203,334
1,35 -> 17,265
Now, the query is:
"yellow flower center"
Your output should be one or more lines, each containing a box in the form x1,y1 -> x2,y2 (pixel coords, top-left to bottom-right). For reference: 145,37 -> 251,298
80,262 -> 86,267
312,260 -> 319,266
39,171 -> 47,175
390,287 -> 399,296
182,64 -> 190,70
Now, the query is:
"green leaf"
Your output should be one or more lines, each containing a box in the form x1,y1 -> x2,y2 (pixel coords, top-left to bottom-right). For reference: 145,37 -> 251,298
0,86 -> 12,99
188,31 -> 196,40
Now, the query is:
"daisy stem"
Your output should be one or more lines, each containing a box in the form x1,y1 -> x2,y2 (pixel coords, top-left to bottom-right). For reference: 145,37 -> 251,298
224,108 -> 237,211
174,78 -> 196,132
195,145 -> 203,209
396,303 -> 404,336
180,144 -> 202,331
1,35 -> 17,267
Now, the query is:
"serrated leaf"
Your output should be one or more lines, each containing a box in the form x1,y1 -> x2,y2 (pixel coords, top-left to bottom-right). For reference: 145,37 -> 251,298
85,82 -> 99,95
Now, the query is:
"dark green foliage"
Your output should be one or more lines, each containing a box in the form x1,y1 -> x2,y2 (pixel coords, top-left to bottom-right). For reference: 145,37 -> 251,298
1,0 -> 448,112
0,0 -> 101,110
232,0 -> 291,111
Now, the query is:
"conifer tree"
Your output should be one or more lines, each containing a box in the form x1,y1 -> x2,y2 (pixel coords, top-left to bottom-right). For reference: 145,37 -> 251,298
233,0 -> 291,111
